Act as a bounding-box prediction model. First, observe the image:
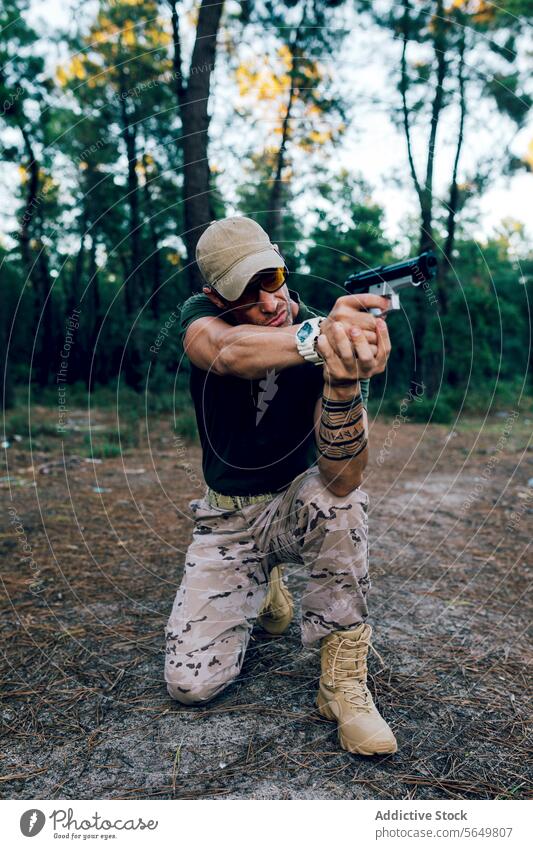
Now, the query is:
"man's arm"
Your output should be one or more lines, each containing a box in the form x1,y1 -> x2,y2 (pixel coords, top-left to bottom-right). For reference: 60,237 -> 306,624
313,386 -> 368,497
183,316 -> 304,378
313,318 -> 391,496
183,293 -> 391,379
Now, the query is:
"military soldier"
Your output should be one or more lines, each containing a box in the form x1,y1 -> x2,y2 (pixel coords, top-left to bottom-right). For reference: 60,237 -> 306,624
164,216 -> 396,756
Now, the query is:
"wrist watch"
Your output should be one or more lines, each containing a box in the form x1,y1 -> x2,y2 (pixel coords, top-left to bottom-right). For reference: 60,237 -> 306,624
296,316 -> 325,365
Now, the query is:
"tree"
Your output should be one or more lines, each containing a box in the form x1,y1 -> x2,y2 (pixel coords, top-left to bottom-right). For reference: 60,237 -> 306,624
57,0 -> 182,387
167,0 -> 225,291
0,0 -> 58,386
303,171 -> 393,310
362,0 -> 532,391
231,0 -> 348,247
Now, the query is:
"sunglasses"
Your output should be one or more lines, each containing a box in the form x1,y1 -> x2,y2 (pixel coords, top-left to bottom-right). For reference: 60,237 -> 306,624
213,267 -> 288,305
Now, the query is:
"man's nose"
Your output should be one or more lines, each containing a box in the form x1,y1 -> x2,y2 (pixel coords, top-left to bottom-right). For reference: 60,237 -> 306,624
258,289 -> 278,313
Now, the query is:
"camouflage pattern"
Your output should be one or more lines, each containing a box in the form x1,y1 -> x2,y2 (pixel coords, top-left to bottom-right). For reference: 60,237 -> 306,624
165,463 -> 371,705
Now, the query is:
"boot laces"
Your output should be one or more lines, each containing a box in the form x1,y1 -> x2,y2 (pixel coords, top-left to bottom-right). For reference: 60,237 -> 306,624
328,635 -> 383,710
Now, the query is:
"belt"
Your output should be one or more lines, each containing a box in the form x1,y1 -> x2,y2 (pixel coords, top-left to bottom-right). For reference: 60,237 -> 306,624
206,487 -> 276,511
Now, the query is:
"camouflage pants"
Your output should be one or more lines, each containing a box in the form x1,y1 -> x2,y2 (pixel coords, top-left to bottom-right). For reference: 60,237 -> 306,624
164,463 -> 370,705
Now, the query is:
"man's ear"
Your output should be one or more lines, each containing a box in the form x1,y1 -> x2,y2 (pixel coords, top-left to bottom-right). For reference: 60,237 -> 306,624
203,286 -> 226,310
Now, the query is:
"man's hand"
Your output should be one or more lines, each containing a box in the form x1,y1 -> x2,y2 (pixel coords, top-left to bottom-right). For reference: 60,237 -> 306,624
321,293 -> 391,352
316,317 -> 391,386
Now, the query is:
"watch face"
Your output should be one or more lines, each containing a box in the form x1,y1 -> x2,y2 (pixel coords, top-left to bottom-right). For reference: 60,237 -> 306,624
297,321 -> 313,343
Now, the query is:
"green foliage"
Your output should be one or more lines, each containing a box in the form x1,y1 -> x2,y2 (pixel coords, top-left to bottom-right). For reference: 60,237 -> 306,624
83,423 -> 138,452
173,413 -> 198,442
405,395 -> 454,425
485,73 -> 532,126
4,413 -> 59,439
87,442 -> 123,459
296,172 -> 394,313
1,0 -> 531,425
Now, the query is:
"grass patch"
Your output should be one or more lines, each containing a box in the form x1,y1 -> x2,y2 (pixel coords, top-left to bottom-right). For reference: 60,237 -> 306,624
4,412 -> 62,439
87,442 -> 123,459
173,413 -> 198,442
83,425 -> 138,452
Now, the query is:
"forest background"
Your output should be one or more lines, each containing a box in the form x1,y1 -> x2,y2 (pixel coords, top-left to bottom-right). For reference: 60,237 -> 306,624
1,0 -> 532,434
1,0 -> 532,803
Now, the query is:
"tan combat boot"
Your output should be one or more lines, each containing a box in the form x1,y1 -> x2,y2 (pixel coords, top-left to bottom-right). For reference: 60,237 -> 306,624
317,623 -> 398,756
257,565 -> 294,636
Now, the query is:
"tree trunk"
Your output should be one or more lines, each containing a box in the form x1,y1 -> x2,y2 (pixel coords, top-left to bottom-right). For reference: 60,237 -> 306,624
143,154 -> 162,319
18,125 -> 54,386
169,0 -> 225,292
266,27 -> 301,244
443,28 -> 467,286
18,126 -> 39,274
65,207 -> 89,384
118,72 -> 144,390
400,0 -> 448,393
69,210 -> 86,315
86,235 -> 102,392
419,0 -> 447,256
0,312 -> 14,410
399,1 -> 422,206
35,242 -> 54,387
118,85 -> 142,315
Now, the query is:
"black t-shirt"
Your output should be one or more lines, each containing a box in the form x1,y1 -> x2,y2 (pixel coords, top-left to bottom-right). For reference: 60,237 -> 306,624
179,289 -> 369,496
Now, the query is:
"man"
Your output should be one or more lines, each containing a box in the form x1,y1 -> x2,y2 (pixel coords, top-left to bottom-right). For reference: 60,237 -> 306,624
164,216 -> 397,756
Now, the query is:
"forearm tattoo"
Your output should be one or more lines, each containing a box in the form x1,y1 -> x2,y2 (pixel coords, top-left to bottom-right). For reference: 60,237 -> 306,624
318,392 -> 368,461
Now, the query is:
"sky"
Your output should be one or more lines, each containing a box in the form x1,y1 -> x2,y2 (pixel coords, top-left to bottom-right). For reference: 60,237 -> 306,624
335,28 -> 533,248
2,0 -> 531,254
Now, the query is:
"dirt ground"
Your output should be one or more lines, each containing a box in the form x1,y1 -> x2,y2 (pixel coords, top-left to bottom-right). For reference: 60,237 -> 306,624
1,407 -> 532,800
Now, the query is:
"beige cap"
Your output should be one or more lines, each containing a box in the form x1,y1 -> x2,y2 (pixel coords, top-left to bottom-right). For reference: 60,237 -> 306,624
195,216 -> 287,301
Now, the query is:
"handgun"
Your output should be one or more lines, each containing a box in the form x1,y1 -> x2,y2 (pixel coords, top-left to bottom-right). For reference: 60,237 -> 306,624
344,251 -> 437,316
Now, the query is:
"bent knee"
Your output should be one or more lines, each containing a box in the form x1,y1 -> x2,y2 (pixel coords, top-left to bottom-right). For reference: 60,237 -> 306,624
165,660 -> 240,706
165,627 -> 249,706
166,679 -> 222,706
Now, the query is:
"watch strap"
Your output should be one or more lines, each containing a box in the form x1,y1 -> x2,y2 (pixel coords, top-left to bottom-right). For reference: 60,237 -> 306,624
296,316 -> 325,364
